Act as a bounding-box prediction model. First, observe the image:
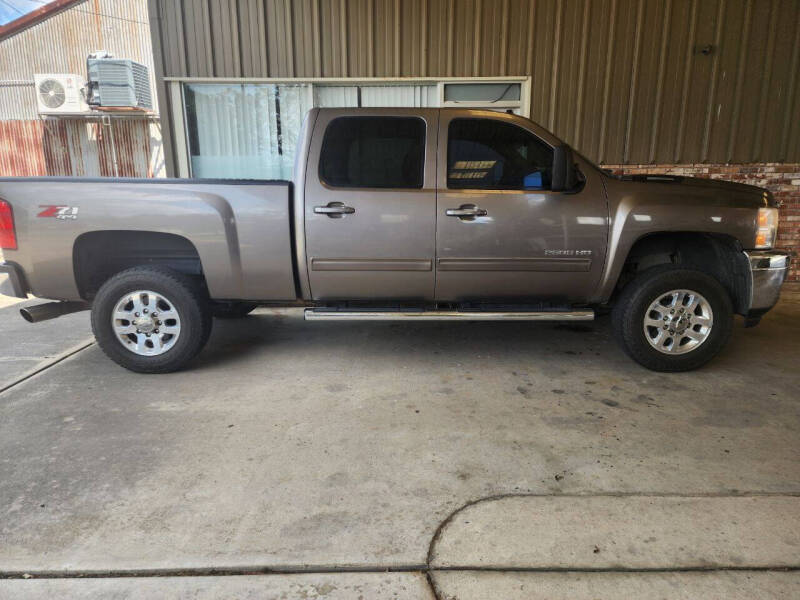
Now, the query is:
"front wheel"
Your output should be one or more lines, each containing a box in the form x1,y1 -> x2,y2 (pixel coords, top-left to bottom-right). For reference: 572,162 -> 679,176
91,267 -> 212,373
612,266 -> 733,372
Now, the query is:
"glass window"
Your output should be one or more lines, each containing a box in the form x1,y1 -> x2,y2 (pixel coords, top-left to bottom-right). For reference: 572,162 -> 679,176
447,118 -> 553,190
184,83 -> 311,179
313,84 -> 437,108
443,82 -> 521,102
319,117 -> 425,189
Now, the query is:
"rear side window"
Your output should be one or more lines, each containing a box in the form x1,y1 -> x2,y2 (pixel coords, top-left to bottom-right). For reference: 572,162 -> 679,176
319,117 -> 425,189
447,118 -> 553,190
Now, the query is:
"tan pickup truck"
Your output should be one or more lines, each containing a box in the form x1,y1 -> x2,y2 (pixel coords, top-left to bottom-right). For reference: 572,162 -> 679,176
0,108 -> 789,373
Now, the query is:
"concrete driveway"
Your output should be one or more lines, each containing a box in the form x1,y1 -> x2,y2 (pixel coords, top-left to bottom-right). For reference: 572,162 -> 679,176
1,288 -> 799,598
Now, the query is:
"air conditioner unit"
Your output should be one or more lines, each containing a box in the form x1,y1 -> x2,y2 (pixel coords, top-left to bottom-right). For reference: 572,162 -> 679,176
87,57 -> 153,110
34,74 -> 90,114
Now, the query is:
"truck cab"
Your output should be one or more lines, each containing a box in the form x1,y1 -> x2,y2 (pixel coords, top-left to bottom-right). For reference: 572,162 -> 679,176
300,108 -> 607,306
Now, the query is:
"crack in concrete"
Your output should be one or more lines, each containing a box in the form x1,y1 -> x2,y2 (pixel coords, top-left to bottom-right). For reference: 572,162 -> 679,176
4,492 -> 800,600
3,565 -> 798,580
425,491 -> 800,568
0,337 -> 94,396
424,492 -> 800,599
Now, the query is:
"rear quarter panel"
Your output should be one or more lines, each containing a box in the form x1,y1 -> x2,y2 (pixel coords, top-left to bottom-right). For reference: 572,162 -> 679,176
0,178 -> 297,302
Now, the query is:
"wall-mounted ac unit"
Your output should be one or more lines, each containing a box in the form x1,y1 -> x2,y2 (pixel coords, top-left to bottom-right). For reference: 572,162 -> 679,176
34,74 -> 90,114
87,57 -> 153,109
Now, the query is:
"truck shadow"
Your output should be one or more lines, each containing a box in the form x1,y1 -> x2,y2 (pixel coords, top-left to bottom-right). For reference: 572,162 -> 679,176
189,311 -> 614,371
187,306 -> 798,374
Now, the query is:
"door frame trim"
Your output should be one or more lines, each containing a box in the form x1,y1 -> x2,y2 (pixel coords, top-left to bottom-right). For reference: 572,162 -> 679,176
437,257 -> 591,272
311,258 -> 433,271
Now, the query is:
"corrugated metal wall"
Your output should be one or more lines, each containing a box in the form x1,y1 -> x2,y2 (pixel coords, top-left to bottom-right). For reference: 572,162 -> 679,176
0,118 -> 159,178
0,0 -> 164,177
149,0 -> 800,175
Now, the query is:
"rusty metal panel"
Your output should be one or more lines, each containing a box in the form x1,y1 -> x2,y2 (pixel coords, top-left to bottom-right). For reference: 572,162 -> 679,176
0,118 -> 161,177
0,82 -> 38,119
0,0 -> 164,177
148,0 -> 800,165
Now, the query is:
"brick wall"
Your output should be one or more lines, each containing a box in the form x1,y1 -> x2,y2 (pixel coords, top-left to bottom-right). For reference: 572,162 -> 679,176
601,163 -> 800,282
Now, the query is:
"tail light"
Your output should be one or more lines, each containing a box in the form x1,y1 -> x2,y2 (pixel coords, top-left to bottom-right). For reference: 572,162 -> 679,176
0,199 -> 16,250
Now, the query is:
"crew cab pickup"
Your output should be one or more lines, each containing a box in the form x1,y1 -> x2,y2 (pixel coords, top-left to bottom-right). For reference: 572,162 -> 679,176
0,108 -> 790,373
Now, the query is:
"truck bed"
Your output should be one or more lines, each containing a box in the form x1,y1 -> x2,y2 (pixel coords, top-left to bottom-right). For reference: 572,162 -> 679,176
0,177 -> 298,302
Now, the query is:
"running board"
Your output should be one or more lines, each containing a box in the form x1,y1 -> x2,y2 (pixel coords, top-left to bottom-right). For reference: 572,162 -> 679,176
304,309 -> 594,321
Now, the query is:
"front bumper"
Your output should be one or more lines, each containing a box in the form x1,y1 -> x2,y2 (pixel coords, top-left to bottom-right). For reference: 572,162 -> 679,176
0,261 -> 28,298
743,250 -> 790,322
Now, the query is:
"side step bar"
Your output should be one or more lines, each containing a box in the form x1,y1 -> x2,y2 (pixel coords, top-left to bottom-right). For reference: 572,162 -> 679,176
304,309 -> 594,321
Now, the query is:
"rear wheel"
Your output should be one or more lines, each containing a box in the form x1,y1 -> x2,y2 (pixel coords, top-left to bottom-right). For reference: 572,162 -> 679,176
612,265 -> 733,372
91,267 -> 212,373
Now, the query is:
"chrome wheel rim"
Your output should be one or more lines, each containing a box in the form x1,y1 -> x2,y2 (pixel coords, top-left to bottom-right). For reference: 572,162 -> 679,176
111,290 -> 181,356
643,289 -> 713,355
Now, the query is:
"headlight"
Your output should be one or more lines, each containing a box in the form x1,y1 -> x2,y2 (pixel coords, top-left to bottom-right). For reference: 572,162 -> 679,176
755,207 -> 778,249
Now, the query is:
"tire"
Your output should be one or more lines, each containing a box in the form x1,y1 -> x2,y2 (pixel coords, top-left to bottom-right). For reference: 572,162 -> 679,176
612,265 -> 733,372
211,302 -> 258,319
91,266 -> 213,374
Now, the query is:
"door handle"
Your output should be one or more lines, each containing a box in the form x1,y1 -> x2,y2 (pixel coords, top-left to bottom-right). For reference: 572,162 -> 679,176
446,204 -> 488,219
314,202 -> 356,218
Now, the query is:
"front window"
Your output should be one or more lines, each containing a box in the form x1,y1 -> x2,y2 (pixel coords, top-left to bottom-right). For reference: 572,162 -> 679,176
319,117 -> 425,189
447,118 -> 553,190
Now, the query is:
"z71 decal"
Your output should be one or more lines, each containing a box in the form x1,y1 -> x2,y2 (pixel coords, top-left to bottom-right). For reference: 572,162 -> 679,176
37,205 -> 79,220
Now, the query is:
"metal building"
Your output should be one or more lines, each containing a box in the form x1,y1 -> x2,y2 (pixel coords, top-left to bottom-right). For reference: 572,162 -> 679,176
0,0 -> 164,178
147,0 -> 800,177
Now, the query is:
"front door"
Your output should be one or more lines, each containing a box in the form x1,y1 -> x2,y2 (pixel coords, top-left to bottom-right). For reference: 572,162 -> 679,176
435,111 -> 608,304
304,109 -> 438,301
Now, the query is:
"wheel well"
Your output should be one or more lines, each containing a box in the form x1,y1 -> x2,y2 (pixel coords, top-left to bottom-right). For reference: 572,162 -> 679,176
615,232 -> 751,315
73,231 -> 204,300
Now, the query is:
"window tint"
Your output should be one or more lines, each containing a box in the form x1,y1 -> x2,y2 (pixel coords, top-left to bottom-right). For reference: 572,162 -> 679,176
319,117 -> 425,188
447,119 -> 553,190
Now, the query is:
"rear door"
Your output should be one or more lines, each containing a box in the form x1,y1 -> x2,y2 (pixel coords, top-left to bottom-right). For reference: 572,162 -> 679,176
304,109 -> 438,301
435,111 -> 608,303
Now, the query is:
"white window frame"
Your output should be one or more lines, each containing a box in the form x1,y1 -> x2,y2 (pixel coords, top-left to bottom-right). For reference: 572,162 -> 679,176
167,76 -> 531,178
437,79 -> 530,114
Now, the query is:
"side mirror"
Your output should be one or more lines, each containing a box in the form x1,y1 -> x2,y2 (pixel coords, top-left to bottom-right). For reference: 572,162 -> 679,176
551,144 -> 578,192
